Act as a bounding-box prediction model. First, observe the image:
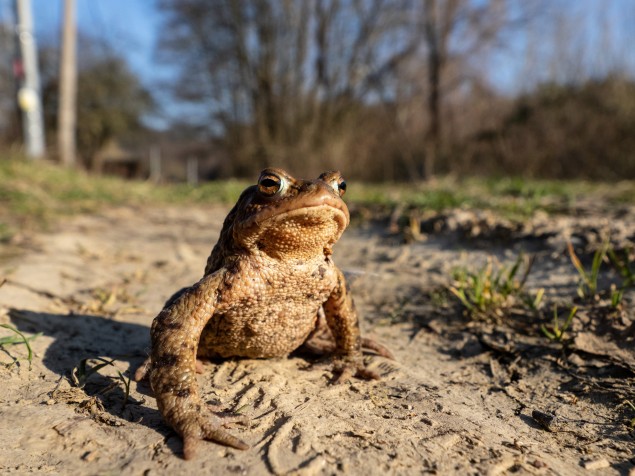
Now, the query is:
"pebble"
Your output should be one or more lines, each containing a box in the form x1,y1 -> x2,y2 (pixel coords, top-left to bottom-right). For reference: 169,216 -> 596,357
582,458 -> 610,471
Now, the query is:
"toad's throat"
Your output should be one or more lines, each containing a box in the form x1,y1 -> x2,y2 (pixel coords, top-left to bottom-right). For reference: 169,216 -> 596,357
238,204 -> 348,256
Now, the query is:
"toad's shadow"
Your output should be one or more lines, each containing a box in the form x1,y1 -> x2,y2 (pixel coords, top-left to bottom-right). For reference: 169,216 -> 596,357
7,308 -> 173,438
6,308 -> 339,459
9,308 -> 150,376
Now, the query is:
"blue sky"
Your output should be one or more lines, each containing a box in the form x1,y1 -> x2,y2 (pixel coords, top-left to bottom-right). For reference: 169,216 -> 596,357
27,0 -> 162,85
3,0 -> 634,125
18,0 -> 174,126
18,1 -> 633,89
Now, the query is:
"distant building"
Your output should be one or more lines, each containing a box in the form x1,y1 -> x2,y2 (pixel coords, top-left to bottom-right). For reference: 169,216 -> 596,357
93,139 -> 143,178
92,136 -> 228,183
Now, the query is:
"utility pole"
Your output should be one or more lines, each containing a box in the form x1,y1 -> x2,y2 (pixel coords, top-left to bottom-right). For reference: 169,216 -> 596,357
58,0 -> 77,166
149,146 -> 162,183
15,0 -> 45,158
186,156 -> 198,186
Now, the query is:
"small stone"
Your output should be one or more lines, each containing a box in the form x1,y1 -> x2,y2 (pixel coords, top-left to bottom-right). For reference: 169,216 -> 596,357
81,451 -> 99,462
430,432 -> 461,449
531,459 -> 547,469
582,458 -> 610,470
531,409 -> 564,432
421,416 -> 437,427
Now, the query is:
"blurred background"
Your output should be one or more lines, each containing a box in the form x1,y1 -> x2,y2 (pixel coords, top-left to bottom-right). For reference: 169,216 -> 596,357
2,0 -> 635,182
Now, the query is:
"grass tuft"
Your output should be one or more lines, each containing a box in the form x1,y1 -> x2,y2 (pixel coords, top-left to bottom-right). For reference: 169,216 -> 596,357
540,305 -> 578,342
567,241 -> 607,300
71,357 -> 132,407
448,253 -> 543,321
0,323 -> 42,369
607,247 -> 635,288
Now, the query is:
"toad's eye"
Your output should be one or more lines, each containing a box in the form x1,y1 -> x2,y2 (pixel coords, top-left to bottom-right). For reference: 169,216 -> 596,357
318,171 -> 346,197
258,173 -> 285,197
337,178 -> 347,197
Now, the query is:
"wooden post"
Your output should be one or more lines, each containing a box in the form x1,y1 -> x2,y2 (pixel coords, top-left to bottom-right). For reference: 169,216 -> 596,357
187,156 -> 198,185
57,0 -> 77,166
149,146 -> 162,183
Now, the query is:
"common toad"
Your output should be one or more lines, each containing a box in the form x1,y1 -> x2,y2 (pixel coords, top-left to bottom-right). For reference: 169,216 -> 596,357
138,168 -> 392,459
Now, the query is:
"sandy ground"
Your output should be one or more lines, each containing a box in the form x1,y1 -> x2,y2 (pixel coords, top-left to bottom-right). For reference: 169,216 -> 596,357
0,204 -> 633,475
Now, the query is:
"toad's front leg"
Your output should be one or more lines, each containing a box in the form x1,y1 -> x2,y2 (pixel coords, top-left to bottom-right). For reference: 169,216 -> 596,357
149,270 -> 248,459
323,268 -> 383,381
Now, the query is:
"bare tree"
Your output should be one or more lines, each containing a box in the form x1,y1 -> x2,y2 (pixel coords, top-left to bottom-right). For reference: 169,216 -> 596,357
407,0 -> 543,179
156,0 -> 635,182
157,0 -> 413,175
0,23 -> 19,143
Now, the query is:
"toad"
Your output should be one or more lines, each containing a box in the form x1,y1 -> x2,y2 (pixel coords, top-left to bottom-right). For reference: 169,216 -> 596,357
136,168 -> 392,459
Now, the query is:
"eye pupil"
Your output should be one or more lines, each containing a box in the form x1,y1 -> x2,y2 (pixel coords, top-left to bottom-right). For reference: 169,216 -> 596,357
258,174 -> 283,196
336,179 -> 347,196
261,178 -> 278,188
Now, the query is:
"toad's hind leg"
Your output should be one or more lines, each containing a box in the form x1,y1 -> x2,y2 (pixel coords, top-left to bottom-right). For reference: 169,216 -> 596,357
301,301 -> 394,360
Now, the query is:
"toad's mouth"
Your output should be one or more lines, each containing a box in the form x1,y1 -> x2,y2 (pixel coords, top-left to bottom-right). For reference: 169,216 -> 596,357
243,195 -> 350,234
267,204 -> 348,234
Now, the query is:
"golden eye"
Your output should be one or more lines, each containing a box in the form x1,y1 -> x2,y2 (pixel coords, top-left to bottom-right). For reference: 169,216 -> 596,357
258,173 -> 284,197
318,171 -> 346,196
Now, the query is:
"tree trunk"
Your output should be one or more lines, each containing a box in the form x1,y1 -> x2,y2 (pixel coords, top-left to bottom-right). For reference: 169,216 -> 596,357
423,0 -> 442,180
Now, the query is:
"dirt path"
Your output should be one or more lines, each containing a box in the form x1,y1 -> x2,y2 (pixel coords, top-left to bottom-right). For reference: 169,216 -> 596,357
0,205 -> 633,475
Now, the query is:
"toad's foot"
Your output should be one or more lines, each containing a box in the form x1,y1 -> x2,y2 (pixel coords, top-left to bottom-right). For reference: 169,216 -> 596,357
163,399 -> 250,459
360,337 -> 394,360
332,355 -> 381,382
302,336 -> 394,360
133,357 -> 152,382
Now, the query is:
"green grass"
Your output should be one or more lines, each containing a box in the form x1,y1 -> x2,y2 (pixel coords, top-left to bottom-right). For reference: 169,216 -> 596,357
71,356 -> 132,408
608,247 -> 635,288
0,323 -> 42,369
567,241 -> 607,300
348,175 -> 634,220
2,156 -> 635,240
0,157 -> 247,239
540,305 -> 578,342
448,253 -> 544,321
